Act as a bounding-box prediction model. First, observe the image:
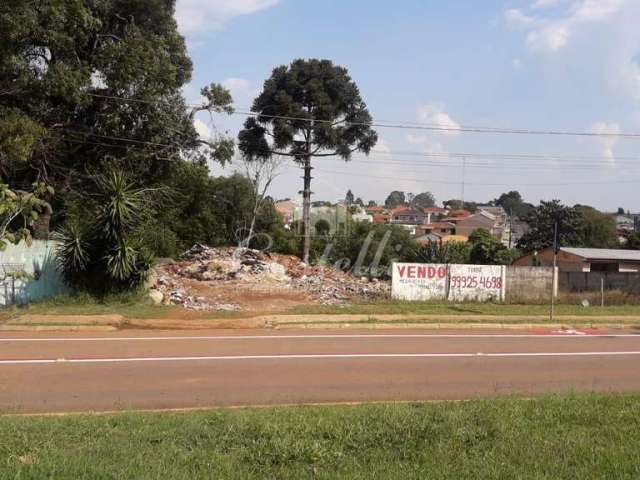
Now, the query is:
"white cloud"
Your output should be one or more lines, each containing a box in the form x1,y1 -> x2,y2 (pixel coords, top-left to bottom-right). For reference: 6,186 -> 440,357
406,134 -> 427,145
532,0 -> 567,9
222,77 -> 252,98
504,9 -> 537,29
176,0 -> 279,34
505,1 -> 640,104
526,24 -> 570,52
589,121 -> 621,164
505,0 -> 624,54
372,137 -> 392,154
193,118 -> 212,139
405,134 -> 447,156
417,104 -> 461,137
512,57 -> 523,70
615,59 -> 640,101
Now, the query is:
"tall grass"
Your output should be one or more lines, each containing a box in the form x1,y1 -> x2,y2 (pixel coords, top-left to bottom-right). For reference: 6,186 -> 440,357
1,394 -> 639,479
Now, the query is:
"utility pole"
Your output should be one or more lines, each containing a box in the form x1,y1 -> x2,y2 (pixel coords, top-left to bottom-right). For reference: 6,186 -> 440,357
300,154 -> 313,264
550,221 -> 558,323
461,156 -> 466,208
508,208 -> 513,249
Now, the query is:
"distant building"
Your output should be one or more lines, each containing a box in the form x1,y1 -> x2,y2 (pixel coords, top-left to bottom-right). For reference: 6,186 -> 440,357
415,222 -> 457,237
390,207 -> 428,225
454,211 -> 499,238
513,247 -> 640,273
275,200 -> 300,227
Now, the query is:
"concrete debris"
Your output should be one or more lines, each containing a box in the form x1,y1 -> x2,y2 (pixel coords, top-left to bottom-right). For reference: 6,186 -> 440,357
146,289 -> 164,306
152,245 -> 390,310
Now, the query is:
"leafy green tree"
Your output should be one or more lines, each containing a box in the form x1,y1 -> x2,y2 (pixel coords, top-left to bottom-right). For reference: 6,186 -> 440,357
367,200 -> 377,207
443,199 -> 478,212
617,207 -> 626,215
345,190 -> 355,206
151,163 -> 293,256
384,191 -> 405,208
517,200 -> 582,252
415,241 -> 471,264
0,0 -> 233,218
238,59 -> 377,263
575,205 -> 617,248
624,232 -> 640,250
314,219 -> 331,236
0,182 -> 53,250
468,228 -> 506,265
493,191 -> 534,218
495,248 -> 522,265
411,192 -> 436,209
311,222 -> 418,277
354,197 -> 364,207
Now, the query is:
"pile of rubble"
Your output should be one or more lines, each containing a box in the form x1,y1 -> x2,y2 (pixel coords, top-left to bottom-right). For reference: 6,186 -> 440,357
150,244 -> 390,310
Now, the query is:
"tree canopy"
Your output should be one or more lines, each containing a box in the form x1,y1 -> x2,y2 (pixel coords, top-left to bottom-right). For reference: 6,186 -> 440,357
517,200 -> 583,252
411,192 -> 436,209
238,58 -> 377,262
574,205 -> 618,249
493,191 -> 534,218
0,0 -> 233,211
384,191 -> 405,208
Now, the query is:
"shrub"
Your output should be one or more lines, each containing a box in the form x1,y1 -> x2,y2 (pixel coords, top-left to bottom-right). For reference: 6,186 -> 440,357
56,170 -> 155,294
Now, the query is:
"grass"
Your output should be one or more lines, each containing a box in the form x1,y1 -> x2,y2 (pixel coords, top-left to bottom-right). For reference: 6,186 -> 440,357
0,292 -> 175,322
1,394 -> 639,479
4,294 -> 640,328
289,300 -> 640,318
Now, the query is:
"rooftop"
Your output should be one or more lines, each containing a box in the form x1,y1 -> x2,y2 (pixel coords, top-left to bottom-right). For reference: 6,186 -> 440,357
561,247 -> 640,262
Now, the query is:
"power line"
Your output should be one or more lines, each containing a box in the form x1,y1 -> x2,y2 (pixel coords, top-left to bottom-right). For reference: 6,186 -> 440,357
312,167 -> 640,187
367,149 -> 640,165
86,93 -> 640,139
61,128 -> 178,149
58,130 -> 640,177
330,156 -> 635,171
233,109 -> 640,139
56,127 -> 640,177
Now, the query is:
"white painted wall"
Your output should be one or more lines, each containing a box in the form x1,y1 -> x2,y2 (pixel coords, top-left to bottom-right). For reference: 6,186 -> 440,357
392,263 -> 507,302
0,240 -> 69,306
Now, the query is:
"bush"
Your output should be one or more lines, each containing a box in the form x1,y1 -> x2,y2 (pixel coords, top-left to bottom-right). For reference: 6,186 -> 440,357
309,221 -> 419,277
415,241 -> 471,264
56,171 -> 155,294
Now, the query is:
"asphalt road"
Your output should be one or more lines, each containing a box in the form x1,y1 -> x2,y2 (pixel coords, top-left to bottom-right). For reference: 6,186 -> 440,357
1,328 -> 639,413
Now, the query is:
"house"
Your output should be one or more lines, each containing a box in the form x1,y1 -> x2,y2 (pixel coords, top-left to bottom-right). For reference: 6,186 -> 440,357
477,205 -> 507,222
454,210 -> 500,238
372,213 -> 391,224
513,247 -> 640,273
351,206 -> 373,223
613,214 -> 639,233
390,207 -> 428,225
365,205 -> 387,215
275,200 -> 299,227
415,233 -> 443,245
440,209 -> 471,223
415,222 -> 457,237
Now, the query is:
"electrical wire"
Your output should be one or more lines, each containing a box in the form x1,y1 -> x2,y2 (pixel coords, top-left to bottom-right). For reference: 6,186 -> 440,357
86,93 -> 640,139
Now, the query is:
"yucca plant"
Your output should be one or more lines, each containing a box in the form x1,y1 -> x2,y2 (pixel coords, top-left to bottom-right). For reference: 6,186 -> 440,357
56,170 -> 155,294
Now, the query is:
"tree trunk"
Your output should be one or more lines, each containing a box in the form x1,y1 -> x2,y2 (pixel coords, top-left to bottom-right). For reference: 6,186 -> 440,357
301,154 -> 313,264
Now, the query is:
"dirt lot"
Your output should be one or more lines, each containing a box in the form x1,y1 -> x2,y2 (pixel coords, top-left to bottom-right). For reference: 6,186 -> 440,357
151,245 -> 389,314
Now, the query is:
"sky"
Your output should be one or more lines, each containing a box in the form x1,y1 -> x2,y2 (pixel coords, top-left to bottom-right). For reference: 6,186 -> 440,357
175,0 -> 640,211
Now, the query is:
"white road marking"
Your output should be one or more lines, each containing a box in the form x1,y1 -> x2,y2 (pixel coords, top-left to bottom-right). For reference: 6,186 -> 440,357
1,351 -> 640,365
0,333 -> 638,342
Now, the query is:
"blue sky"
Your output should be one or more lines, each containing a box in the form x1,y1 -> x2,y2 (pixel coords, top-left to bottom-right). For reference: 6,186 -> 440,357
176,0 -> 640,211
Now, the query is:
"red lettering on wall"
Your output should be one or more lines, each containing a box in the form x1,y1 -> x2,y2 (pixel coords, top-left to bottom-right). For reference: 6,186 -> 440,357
397,265 -> 406,278
407,266 -> 416,278
417,266 -> 427,278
